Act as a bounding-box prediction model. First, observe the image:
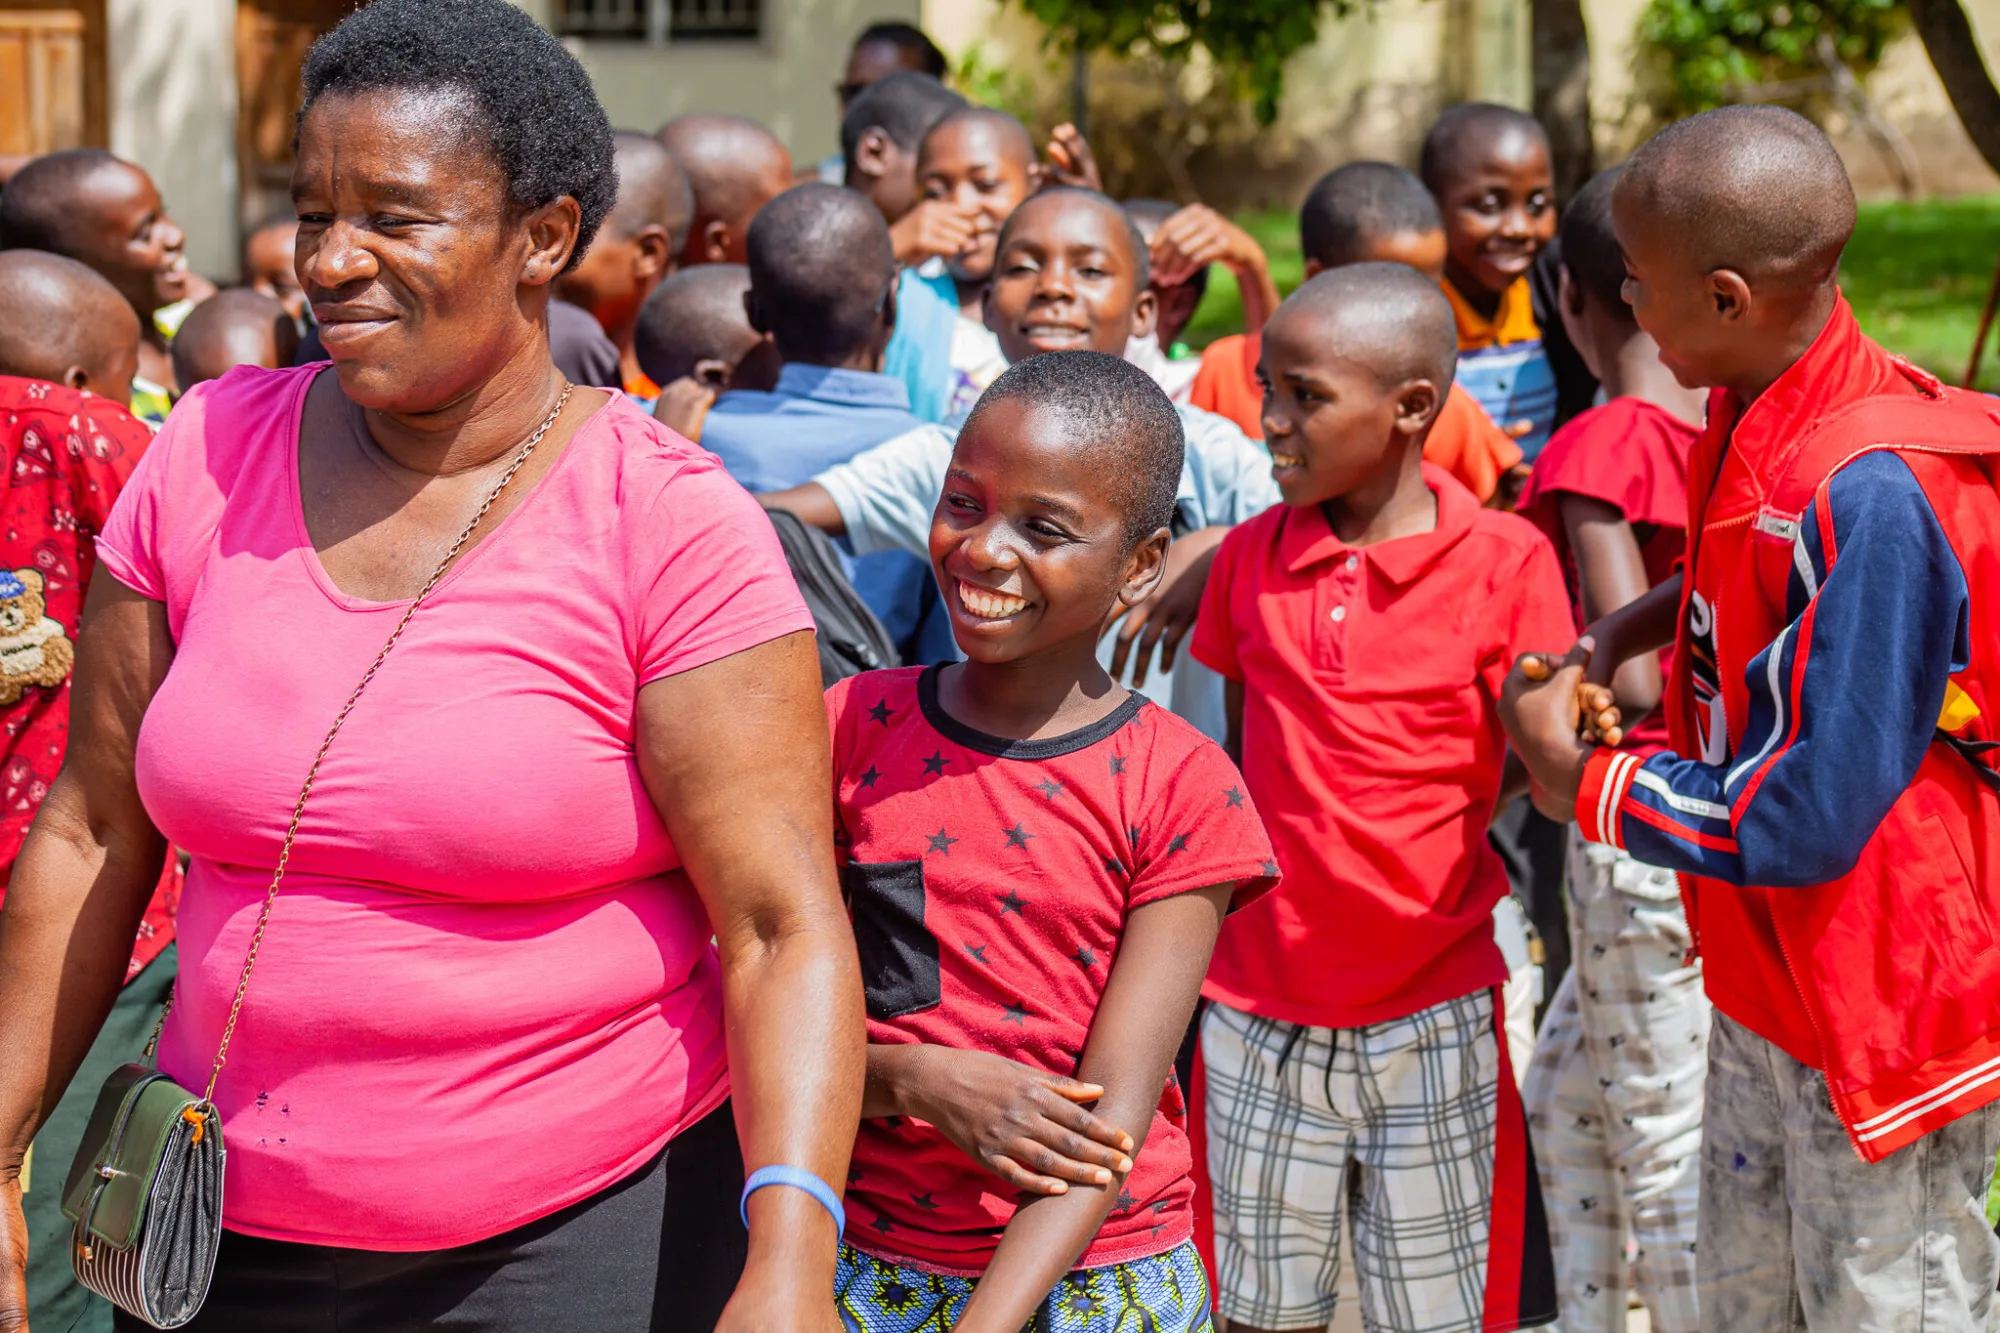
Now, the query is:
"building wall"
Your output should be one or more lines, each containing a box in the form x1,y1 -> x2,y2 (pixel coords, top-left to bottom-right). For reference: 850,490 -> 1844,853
923,0 -> 2000,206
518,0 -> 919,163
106,0 -> 236,279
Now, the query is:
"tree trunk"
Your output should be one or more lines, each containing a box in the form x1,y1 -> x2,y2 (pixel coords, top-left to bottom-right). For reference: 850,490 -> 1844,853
1907,0 -> 2000,177
1531,0 -> 1594,201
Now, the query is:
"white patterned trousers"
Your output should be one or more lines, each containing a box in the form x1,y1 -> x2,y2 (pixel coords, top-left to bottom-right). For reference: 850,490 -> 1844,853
1523,833 -> 1708,1333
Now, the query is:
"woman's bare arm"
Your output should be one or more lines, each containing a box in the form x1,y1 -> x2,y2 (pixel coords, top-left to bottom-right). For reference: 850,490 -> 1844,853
951,883 -> 1234,1333
0,577 -> 175,1328
635,630 -> 864,1333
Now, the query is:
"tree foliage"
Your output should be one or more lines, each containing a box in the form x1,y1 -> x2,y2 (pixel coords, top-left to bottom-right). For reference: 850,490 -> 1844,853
1639,0 -> 1906,117
1006,0 -> 1342,125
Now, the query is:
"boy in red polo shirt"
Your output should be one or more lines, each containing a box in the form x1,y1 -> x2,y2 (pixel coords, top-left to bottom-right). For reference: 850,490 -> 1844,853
832,350 -> 1277,1332
1191,263 -> 1570,1333
1514,166 -> 1708,1333
1502,107 -> 2000,1330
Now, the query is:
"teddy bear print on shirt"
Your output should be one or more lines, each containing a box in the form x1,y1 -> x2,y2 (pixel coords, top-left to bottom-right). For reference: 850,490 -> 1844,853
0,568 -> 74,704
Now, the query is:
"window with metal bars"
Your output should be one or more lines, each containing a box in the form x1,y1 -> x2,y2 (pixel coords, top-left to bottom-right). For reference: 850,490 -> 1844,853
554,0 -> 761,41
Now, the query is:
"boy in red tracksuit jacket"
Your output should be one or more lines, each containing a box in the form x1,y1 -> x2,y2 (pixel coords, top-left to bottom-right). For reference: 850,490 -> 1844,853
1501,105 -> 2000,1331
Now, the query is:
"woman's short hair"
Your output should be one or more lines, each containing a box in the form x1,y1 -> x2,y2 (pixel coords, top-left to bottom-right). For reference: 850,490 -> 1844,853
299,0 -> 616,275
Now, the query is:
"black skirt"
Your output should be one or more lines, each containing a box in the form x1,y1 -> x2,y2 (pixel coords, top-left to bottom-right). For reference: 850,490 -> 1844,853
116,1102 -> 747,1332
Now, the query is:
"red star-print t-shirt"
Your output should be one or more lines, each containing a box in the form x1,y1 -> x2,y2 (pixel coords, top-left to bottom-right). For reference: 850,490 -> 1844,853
829,664 -> 1278,1274
0,377 -> 179,982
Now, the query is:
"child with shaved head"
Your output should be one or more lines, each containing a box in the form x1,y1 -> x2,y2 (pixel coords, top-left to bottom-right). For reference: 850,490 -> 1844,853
1192,263 -> 1569,1333
655,114 -> 795,267
827,349 -> 1275,1333
170,287 -> 301,390
1422,105 -> 1561,457
759,186 -> 1279,737
1501,105 -> 2000,1330
556,131 -> 695,396
0,249 -> 140,407
916,107 -> 1039,414
844,72 -> 971,422
632,263 -> 777,440
0,148 -> 191,421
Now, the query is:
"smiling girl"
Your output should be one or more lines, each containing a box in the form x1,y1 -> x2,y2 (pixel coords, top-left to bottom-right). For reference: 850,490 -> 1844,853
824,351 -> 1276,1333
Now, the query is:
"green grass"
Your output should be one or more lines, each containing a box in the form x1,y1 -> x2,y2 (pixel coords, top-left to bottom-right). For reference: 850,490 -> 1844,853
1843,195 -> 2000,393
1178,197 -> 2000,393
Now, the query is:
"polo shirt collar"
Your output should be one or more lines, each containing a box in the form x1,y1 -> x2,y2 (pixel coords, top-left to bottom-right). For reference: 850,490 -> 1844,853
1278,462 -> 1478,584
773,363 -> 914,412
1443,276 -> 1540,351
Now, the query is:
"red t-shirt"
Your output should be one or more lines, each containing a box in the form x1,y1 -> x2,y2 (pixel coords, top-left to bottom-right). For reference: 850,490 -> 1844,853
830,665 -> 1277,1273
1519,398 -> 1697,755
1191,466 -> 1575,1028
0,377 -> 178,982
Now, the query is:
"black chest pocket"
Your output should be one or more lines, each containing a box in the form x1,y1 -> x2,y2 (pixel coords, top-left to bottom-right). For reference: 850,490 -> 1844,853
841,860 -> 941,1019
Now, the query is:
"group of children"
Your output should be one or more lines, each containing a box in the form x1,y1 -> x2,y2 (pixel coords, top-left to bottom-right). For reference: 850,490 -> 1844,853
3,16 -> 2000,1333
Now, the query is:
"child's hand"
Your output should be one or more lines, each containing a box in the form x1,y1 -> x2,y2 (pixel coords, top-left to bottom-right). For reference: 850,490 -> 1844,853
1040,123 -> 1103,194
889,198 -> 981,267
1147,204 -> 1265,287
1108,524 -> 1226,688
653,376 -> 716,442
1499,638 -> 1604,822
893,1046 -> 1133,1195
1519,651 -> 1623,746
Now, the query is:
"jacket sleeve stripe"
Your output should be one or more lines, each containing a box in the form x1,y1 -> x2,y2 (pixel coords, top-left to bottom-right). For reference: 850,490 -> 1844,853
1626,798 -> 1742,853
1731,600 -> 1818,820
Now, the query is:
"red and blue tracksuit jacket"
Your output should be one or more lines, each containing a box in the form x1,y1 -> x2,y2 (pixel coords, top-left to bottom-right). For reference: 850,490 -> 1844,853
1576,297 -> 2000,1162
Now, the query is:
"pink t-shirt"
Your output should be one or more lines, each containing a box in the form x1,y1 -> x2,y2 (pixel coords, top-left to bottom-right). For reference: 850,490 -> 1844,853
95,365 -> 813,1251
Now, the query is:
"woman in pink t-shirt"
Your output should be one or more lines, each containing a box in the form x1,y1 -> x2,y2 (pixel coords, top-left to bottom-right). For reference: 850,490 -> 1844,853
0,3 -> 864,1330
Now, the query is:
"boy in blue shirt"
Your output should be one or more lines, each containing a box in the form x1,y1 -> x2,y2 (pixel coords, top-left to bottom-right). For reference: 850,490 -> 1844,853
701,183 -> 953,665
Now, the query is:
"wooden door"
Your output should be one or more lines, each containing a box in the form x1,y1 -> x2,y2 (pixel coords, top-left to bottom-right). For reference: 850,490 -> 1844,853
235,0 -> 359,233
0,0 -> 106,156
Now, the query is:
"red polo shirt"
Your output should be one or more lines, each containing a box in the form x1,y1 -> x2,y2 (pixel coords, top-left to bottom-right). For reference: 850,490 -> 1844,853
1191,465 -> 1574,1027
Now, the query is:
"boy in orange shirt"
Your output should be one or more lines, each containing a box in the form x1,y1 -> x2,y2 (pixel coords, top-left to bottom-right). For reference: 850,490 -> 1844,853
1189,163 -> 1523,505
1420,105 -> 1559,459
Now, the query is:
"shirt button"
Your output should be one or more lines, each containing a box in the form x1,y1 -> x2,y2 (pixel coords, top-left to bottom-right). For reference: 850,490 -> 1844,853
1345,555 -> 1359,571
1330,606 -> 1347,622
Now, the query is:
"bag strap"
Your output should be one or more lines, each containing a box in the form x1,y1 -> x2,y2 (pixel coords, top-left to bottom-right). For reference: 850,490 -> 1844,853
186,381 -> 575,1108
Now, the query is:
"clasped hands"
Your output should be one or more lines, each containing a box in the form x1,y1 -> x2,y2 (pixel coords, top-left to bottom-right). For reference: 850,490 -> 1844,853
868,1044 -> 1135,1197
1498,633 -> 1625,825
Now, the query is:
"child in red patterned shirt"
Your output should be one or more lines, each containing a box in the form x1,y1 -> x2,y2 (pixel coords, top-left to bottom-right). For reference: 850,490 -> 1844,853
827,350 -> 1276,1332
0,247 -> 180,1332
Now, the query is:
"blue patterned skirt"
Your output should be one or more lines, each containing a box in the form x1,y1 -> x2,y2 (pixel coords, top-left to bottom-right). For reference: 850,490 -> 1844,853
834,1239 -> 1213,1333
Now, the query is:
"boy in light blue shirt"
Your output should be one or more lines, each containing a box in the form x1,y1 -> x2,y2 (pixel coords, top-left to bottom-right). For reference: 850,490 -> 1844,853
760,187 -> 1281,737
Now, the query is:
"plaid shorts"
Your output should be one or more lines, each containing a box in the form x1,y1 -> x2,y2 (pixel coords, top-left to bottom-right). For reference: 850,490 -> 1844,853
1203,992 -> 1555,1333
833,1239 -> 1212,1332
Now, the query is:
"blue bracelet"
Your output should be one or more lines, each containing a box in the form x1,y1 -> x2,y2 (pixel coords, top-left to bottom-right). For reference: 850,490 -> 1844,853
740,1164 -> 846,1239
